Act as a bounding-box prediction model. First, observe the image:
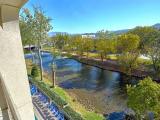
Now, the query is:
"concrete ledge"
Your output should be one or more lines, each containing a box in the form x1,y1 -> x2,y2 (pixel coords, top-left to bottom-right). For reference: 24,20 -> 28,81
0,0 -> 28,8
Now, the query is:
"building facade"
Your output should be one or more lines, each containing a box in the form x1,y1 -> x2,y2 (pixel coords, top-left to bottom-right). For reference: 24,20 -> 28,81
82,34 -> 96,39
0,0 -> 35,119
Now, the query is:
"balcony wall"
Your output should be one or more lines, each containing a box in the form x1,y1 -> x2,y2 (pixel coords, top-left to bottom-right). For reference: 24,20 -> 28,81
0,0 -> 34,120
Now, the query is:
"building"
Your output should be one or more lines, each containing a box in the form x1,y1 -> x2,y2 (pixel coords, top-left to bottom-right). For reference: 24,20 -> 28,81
82,34 -> 96,39
0,0 -> 35,119
24,45 -> 36,51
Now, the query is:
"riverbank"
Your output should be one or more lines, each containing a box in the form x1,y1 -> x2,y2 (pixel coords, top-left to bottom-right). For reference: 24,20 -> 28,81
43,47 -> 160,83
42,48 -> 153,79
67,54 -> 152,78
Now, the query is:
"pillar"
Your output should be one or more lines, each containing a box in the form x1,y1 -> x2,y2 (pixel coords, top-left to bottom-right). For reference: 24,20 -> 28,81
0,1 -> 34,120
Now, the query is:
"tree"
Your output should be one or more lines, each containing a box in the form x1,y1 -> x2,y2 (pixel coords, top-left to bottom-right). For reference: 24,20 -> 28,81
31,65 -> 39,79
20,8 -> 35,46
146,32 -> 160,75
96,29 -> 116,39
129,27 -> 160,75
20,8 -> 35,61
96,39 -> 116,61
127,77 -> 160,119
72,35 -> 84,58
49,36 -> 57,51
96,39 -> 107,62
51,33 -> 71,53
116,34 -> 140,53
97,30 -> 108,39
33,6 -> 52,81
83,38 -> 94,59
116,34 -> 140,74
20,6 -> 52,81
105,40 -> 116,59
129,27 -> 159,54
21,6 -> 52,81
118,52 -> 140,74
55,33 -> 65,50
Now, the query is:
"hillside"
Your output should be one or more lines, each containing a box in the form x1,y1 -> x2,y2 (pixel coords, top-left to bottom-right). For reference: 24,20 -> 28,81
49,23 -> 160,36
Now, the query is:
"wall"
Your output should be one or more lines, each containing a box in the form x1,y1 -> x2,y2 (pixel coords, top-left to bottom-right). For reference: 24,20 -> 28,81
0,1 -> 34,120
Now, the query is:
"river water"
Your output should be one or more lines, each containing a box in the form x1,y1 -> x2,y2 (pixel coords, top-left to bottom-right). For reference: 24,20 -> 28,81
25,52 -> 134,115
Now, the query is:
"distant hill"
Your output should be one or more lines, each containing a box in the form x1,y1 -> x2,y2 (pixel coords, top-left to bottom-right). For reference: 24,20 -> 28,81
153,23 -> 160,30
49,23 -> 160,37
113,23 -> 160,35
82,33 -> 96,35
113,29 -> 130,35
48,32 -> 68,37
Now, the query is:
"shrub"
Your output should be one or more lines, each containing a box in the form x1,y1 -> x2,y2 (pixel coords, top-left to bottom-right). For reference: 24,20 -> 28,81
127,77 -> 160,119
31,65 -> 39,78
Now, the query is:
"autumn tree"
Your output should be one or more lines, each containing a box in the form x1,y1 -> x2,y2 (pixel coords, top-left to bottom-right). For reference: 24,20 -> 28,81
129,27 -> 160,74
95,39 -> 114,61
96,39 -> 107,62
146,31 -> 160,75
72,35 -> 84,57
116,34 -> 140,74
105,40 -> 116,59
129,26 -> 158,54
53,34 -> 68,50
61,34 -> 71,52
83,38 -> 94,59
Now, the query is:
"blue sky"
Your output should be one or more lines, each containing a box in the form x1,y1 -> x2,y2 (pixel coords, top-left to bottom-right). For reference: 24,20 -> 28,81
23,0 -> 160,34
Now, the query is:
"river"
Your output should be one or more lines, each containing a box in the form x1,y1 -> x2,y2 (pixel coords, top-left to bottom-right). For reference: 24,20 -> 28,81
25,52 -> 136,115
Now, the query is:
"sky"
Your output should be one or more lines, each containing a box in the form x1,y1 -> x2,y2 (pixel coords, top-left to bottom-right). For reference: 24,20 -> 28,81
23,0 -> 160,34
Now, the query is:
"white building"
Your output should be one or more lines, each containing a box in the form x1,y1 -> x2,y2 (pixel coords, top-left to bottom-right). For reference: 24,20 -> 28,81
82,34 -> 96,39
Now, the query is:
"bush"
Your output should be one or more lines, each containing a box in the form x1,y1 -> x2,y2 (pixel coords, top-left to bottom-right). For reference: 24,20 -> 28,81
127,77 -> 160,119
31,65 -> 39,78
